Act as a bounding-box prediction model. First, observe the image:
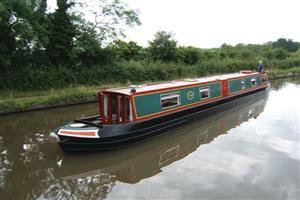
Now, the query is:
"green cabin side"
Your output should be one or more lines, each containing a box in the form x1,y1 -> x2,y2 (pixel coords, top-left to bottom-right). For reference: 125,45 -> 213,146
228,75 -> 263,94
133,82 -> 222,118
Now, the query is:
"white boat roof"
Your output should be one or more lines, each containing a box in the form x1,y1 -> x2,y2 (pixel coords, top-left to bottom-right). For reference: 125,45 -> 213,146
103,71 -> 260,96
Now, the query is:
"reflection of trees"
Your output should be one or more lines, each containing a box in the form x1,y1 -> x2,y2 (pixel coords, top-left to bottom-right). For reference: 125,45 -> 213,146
0,103 -> 110,199
270,78 -> 300,90
0,138 -> 11,190
270,79 -> 287,90
0,126 -> 59,199
40,173 -> 116,200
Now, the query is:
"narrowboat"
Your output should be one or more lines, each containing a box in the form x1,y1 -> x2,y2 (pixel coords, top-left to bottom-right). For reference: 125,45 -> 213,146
55,89 -> 267,190
49,70 -> 269,151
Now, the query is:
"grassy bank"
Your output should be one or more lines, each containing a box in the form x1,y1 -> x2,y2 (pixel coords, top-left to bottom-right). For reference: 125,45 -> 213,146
267,67 -> 300,77
0,84 -> 118,112
0,68 -> 299,113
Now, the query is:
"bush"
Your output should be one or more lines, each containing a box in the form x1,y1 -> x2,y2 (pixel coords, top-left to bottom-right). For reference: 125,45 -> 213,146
1,44 -> 300,91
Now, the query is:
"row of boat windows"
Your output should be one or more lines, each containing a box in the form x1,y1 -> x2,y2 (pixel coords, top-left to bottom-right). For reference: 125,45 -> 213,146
241,78 -> 257,89
161,78 -> 259,110
160,87 -> 211,109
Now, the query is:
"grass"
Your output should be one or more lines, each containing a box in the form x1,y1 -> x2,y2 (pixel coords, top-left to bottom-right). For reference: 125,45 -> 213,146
0,68 -> 299,112
0,84 -> 122,111
267,67 -> 300,77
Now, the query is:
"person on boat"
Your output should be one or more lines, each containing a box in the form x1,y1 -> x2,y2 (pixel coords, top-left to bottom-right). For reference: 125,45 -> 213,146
258,60 -> 265,73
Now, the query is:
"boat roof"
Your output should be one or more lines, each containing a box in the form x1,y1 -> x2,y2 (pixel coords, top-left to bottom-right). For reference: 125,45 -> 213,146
103,71 -> 260,96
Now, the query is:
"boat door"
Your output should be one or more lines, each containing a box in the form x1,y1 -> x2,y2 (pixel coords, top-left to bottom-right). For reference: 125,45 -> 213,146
100,92 -> 132,124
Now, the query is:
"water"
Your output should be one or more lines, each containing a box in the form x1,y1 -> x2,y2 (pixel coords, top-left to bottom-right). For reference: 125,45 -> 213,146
0,78 -> 299,200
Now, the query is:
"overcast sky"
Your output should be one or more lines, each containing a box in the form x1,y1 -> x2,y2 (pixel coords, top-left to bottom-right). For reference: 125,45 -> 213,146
124,0 -> 300,48
47,0 -> 300,48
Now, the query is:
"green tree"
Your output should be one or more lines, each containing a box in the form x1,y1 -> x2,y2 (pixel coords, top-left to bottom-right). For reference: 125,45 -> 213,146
46,0 -> 76,65
178,46 -> 200,65
73,18 -> 103,65
72,0 -> 142,65
148,31 -> 178,62
73,0 -> 141,44
111,40 -> 143,60
0,0 -> 32,68
29,0 -> 49,50
272,38 -> 300,52
0,0 -> 50,68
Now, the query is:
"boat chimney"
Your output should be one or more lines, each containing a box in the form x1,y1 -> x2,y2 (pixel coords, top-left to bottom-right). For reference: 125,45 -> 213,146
130,88 -> 136,93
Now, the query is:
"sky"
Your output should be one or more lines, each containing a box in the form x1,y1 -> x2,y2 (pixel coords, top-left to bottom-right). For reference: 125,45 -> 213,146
47,0 -> 300,48
123,0 -> 300,48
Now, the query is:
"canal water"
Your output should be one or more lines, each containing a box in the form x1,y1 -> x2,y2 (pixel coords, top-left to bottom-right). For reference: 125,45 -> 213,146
0,78 -> 299,200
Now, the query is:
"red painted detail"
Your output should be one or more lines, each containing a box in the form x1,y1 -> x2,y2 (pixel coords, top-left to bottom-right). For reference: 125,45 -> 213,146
222,80 -> 228,97
100,92 -> 110,125
123,96 -> 127,123
100,92 -> 134,124
130,96 -> 137,122
99,92 -> 103,119
240,70 -> 252,74
117,95 -> 122,123
108,94 -> 112,124
59,130 -> 97,137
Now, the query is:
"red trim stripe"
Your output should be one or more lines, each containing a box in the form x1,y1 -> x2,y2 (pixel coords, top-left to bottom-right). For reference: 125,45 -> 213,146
59,130 -> 97,137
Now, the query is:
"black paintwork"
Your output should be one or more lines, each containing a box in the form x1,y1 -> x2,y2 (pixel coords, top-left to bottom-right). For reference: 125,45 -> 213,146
58,86 -> 268,152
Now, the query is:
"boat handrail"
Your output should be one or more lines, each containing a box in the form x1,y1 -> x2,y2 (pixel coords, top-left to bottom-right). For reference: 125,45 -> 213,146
73,119 -> 103,128
73,116 -> 103,128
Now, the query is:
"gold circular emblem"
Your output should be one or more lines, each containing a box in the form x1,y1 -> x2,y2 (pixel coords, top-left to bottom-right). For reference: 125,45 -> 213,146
187,91 -> 194,100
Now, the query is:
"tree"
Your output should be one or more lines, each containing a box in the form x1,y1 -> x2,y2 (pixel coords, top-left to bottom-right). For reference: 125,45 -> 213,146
46,0 -> 76,65
73,0 -> 141,44
273,48 -> 288,60
110,40 -> 143,60
0,0 -> 141,68
272,38 -> 300,52
73,20 -> 104,65
45,0 -> 141,65
0,0 -> 32,68
178,46 -> 200,65
148,31 -> 178,62
29,0 -> 49,50
0,0 -> 51,69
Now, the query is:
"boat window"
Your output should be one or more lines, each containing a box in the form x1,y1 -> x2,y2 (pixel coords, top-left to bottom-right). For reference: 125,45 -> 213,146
103,95 -> 108,117
251,78 -> 256,86
200,87 -> 210,99
241,81 -> 245,89
161,93 -> 181,109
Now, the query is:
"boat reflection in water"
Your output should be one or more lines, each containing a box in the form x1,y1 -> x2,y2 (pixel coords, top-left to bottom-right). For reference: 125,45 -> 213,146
46,90 -> 268,199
